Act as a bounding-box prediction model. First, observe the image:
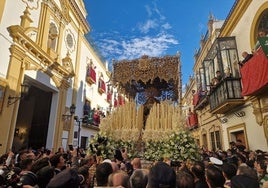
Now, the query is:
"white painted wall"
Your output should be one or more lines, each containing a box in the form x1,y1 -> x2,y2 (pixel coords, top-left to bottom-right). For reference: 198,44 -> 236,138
231,0 -> 265,60
223,0 -> 268,150
222,103 -> 267,151
0,0 -> 24,77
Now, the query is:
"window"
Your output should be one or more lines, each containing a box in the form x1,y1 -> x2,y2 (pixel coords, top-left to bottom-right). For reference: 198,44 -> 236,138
195,72 -> 201,90
215,131 -> 221,150
74,131 -> 78,138
204,60 -> 214,92
210,132 -> 216,151
257,9 -> 268,35
204,37 -> 239,85
199,67 -> 206,91
210,126 -> 221,151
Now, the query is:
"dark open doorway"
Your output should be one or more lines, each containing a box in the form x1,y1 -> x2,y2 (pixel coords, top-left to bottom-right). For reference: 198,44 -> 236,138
12,85 -> 52,151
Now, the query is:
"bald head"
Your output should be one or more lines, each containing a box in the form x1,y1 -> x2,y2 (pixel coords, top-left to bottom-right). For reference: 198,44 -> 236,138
131,158 -> 141,170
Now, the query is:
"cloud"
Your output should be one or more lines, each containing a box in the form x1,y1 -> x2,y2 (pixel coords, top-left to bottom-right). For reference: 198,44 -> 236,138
138,19 -> 158,33
151,1 -> 165,20
94,32 -> 179,61
145,5 -> 152,17
162,23 -> 172,30
89,1 -> 178,64
137,2 -> 168,33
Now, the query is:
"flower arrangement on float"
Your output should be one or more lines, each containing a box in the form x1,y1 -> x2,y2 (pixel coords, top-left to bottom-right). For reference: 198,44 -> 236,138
87,101 -> 200,161
142,129 -> 200,161
88,128 -> 200,161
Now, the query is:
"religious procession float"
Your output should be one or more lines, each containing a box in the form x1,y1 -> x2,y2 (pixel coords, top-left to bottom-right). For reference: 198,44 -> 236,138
89,55 -> 200,162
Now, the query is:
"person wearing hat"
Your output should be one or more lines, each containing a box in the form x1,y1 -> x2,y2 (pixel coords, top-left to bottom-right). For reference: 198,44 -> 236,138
17,170 -> 38,187
209,157 -> 223,166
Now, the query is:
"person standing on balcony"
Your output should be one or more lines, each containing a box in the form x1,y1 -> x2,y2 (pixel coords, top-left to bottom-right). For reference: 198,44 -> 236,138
239,51 -> 253,67
216,71 -> 223,82
83,100 -> 91,116
224,67 -> 233,78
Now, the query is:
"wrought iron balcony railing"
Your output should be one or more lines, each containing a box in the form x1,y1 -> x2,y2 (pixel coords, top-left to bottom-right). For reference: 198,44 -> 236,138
209,77 -> 244,114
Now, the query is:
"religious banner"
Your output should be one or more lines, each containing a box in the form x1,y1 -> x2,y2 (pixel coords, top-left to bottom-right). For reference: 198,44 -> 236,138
258,37 -> 268,57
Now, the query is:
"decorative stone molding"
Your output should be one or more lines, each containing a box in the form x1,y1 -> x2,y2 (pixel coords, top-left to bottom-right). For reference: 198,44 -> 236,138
263,115 -> 268,144
65,29 -> 76,53
22,0 -> 40,10
251,97 -> 264,126
261,96 -> 268,113
62,53 -> 75,76
20,7 -> 33,29
8,25 -> 74,89
43,0 -> 70,24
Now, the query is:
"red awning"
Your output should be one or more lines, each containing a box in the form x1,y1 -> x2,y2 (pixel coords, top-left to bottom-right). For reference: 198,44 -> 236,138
241,48 -> 268,96
189,113 -> 198,127
114,98 -> 118,107
193,93 -> 199,106
100,79 -> 106,92
107,92 -> 112,102
186,113 -> 198,129
87,67 -> 96,83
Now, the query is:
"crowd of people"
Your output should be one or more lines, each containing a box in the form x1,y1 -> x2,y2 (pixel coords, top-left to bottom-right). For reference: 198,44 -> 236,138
0,141 -> 267,188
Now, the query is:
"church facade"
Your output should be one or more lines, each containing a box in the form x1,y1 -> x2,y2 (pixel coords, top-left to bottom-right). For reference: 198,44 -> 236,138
0,0 -> 110,154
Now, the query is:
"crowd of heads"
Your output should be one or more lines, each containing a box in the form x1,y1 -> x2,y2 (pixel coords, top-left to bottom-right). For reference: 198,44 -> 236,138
0,141 -> 267,188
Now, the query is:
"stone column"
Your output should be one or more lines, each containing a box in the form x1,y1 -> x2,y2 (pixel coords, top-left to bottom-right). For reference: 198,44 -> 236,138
68,28 -> 83,145
0,45 -> 26,154
53,79 -> 69,151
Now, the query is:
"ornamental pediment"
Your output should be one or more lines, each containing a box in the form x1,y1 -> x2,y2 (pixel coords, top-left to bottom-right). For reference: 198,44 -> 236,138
8,25 -> 74,88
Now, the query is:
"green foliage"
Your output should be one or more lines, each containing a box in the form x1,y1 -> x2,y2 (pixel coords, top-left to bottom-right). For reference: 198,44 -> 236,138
88,133 -> 139,159
88,130 -> 200,161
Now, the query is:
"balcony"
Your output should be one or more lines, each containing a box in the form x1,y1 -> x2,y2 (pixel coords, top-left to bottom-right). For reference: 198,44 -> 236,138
193,93 -> 209,111
241,48 -> 268,96
86,67 -> 96,85
98,79 -> 106,94
82,123 -> 100,131
209,78 -> 244,114
186,113 -> 199,130
107,92 -> 112,103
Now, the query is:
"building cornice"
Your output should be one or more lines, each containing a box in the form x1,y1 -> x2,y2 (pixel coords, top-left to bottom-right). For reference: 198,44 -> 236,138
68,0 -> 90,33
81,37 -> 109,77
219,0 -> 253,37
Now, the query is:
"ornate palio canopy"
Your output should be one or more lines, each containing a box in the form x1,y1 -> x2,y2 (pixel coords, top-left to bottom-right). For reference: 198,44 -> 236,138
112,55 -> 181,103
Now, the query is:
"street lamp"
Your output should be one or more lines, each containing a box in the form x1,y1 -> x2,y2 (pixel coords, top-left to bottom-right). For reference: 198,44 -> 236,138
8,84 -> 30,106
62,104 -> 76,120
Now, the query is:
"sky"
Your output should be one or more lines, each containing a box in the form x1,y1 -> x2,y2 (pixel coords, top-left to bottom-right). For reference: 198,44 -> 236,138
84,1 -> 235,86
